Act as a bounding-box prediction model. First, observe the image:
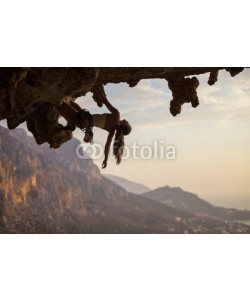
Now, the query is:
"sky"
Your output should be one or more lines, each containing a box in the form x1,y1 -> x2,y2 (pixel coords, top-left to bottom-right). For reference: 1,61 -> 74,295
74,69 -> 250,208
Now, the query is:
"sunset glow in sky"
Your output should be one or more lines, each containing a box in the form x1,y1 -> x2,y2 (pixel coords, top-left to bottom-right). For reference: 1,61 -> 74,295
75,69 -> 250,207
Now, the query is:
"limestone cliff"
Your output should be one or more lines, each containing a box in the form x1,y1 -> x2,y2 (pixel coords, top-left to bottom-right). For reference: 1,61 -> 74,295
0,125 -> 189,233
0,67 -> 245,148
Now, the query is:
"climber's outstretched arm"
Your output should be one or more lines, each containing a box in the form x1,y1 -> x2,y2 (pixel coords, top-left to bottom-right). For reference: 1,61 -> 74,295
102,97 -> 119,116
102,131 -> 115,169
93,85 -> 119,116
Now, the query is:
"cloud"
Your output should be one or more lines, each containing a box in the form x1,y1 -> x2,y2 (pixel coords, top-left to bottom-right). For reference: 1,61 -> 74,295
197,70 -> 250,121
121,69 -> 250,131
73,68 -> 250,134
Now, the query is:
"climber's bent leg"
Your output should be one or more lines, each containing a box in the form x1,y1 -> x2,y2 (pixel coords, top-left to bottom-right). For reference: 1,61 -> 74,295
57,102 -> 78,125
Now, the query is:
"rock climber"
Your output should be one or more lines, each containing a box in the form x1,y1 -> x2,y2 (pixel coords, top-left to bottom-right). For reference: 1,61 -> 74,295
56,85 -> 132,169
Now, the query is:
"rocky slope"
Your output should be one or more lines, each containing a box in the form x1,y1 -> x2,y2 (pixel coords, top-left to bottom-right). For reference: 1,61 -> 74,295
143,186 -> 250,221
0,125 -> 249,233
0,67 -> 245,149
0,127 -> 192,233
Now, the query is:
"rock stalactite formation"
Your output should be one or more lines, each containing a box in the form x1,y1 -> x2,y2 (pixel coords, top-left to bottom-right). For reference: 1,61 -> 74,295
0,67 -> 245,148
26,102 -> 73,148
168,76 -> 199,116
208,70 -> 219,85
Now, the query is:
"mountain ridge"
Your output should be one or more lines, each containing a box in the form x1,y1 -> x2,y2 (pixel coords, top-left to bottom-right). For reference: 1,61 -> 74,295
0,125 -> 195,233
103,174 -> 151,194
1,125 -> 249,233
143,185 -> 250,221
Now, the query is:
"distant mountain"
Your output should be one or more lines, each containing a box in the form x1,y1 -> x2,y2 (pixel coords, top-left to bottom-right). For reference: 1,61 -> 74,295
1,125 -> 250,233
103,174 -> 151,194
143,186 -> 250,222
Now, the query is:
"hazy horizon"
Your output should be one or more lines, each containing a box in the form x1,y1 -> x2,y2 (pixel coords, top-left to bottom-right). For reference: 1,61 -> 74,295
103,173 -> 250,210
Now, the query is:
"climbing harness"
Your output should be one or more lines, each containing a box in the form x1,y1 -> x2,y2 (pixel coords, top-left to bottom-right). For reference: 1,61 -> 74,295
78,109 -> 94,145
62,108 -> 94,144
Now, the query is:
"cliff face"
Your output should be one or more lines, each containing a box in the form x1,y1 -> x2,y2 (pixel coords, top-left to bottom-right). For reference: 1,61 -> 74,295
0,67 -> 245,148
0,125 -> 188,233
1,125 -> 250,233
